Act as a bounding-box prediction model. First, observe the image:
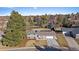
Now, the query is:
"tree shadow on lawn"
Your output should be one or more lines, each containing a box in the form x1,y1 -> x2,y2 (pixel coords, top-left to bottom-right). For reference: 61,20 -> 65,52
33,44 -> 62,51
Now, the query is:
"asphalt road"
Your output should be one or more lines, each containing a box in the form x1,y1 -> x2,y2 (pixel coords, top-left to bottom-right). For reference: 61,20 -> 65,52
6,47 -> 69,51
5,47 -> 38,51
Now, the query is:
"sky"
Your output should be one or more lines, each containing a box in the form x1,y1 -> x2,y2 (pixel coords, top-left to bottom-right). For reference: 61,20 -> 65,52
0,7 -> 79,16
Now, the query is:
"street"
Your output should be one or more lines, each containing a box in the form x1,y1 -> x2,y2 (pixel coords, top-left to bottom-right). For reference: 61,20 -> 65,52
0,47 -> 38,51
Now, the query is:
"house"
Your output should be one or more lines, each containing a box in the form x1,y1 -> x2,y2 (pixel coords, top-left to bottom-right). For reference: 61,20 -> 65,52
27,28 -> 59,47
27,28 -> 50,39
62,27 -> 79,39
27,28 -> 57,40
35,31 -> 56,40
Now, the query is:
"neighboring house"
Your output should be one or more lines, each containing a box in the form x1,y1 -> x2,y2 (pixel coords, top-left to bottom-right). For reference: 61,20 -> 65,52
0,16 -> 8,40
0,16 -> 8,31
62,27 -> 79,39
0,31 -> 4,40
69,28 -> 79,39
62,27 -> 74,34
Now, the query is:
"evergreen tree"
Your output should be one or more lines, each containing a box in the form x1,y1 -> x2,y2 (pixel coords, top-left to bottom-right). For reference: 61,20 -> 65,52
1,11 -> 26,47
62,17 -> 72,27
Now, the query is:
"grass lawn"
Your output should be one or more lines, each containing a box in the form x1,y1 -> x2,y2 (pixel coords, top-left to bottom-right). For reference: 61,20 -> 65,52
25,40 -> 47,47
16,38 -> 29,47
56,32 -> 68,47
75,39 -> 79,45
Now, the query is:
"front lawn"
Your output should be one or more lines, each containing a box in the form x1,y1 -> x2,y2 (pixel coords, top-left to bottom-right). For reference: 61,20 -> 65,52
25,40 -> 47,47
75,39 -> 79,45
56,32 -> 69,47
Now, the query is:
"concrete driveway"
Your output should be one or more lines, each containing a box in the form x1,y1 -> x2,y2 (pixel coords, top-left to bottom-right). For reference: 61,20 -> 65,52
63,33 -> 79,50
47,39 -> 60,47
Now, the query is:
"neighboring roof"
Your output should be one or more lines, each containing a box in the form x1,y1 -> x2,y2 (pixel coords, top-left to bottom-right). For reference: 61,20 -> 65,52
62,27 -> 74,32
62,27 -> 79,34
71,28 -> 79,34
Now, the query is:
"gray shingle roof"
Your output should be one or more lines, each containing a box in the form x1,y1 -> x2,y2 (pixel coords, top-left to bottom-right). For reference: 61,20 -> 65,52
62,27 -> 74,32
36,31 -> 54,36
72,28 -> 79,34
62,27 -> 79,34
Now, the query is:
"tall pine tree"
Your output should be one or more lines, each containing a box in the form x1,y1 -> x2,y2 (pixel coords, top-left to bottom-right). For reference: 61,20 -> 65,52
1,11 -> 26,47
